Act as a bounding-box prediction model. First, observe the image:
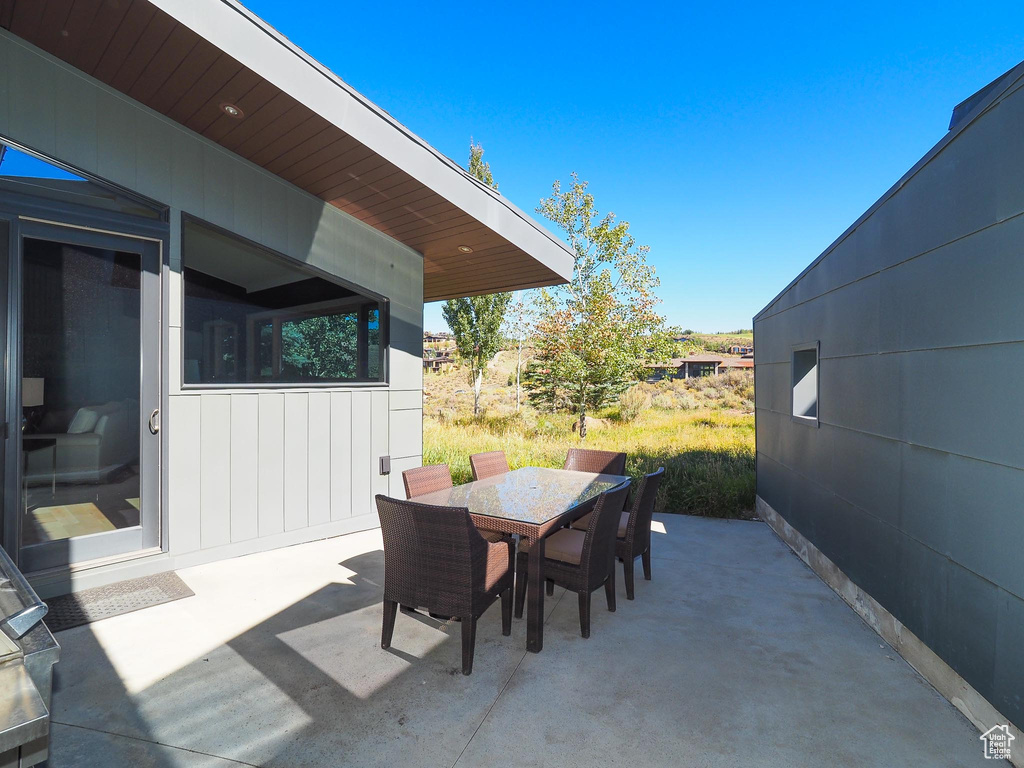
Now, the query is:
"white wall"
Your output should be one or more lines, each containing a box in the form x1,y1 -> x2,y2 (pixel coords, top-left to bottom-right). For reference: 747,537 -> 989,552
0,29 -> 424,580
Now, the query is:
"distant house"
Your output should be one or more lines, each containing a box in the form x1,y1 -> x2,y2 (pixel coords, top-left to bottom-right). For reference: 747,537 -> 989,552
423,354 -> 455,374
424,332 -> 453,344
728,345 -> 753,355
646,354 -> 752,381
679,354 -> 727,378
718,358 -> 754,371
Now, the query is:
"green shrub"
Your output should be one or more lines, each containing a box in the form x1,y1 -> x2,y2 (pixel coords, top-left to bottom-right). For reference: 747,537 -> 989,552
651,392 -> 676,410
677,393 -> 698,410
618,385 -> 651,422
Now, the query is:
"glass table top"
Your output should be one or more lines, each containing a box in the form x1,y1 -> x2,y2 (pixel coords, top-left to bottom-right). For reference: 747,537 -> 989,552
414,466 -> 630,526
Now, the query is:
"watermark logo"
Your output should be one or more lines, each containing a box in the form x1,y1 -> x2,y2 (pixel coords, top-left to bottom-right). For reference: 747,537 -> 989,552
980,724 -> 1014,761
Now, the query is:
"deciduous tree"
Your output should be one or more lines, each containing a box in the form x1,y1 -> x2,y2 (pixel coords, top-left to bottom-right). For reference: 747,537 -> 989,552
502,292 -> 535,412
531,173 -> 672,436
441,140 -> 511,415
443,294 -> 512,415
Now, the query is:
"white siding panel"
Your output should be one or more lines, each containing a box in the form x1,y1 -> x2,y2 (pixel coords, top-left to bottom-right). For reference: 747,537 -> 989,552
0,35 -> 9,135
260,179 -> 289,255
168,396 -> 201,554
167,327 -> 182,397
7,39 -> 55,156
170,126 -> 203,212
258,393 -> 285,536
168,267 -> 182,329
199,395 -> 231,548
371,391 -> 390,500
96,91 -> 137,190
307,391 -> 331,527
230,395 -> 260,542
202,144 -> 234,228
351,391 -> 372,518
389,390 -> 422,411
134,114 -> 174,204
330,391 -> 352,520
284,393 -> 309,531
389,408 -> 422,460
54,67 -> 97,173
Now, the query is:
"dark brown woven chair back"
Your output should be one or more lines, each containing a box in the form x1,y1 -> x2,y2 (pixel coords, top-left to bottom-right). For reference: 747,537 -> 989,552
402,463 -> 453,499
580,480 -> 632,588
375,495 -> 487,618
563,448 -> 627,476
470,450 -> 510,481
626,467 -> 665,555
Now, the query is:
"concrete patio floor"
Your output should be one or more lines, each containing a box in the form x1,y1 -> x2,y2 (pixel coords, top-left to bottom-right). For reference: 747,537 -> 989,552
46,515 -> 993,767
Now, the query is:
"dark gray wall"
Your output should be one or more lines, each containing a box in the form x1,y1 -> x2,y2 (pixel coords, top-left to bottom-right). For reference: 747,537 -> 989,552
754,68 -> 1024,728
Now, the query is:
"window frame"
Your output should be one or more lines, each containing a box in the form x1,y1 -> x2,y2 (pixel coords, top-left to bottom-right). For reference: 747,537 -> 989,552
179,214 -> 389,390
790,340 -> 820,427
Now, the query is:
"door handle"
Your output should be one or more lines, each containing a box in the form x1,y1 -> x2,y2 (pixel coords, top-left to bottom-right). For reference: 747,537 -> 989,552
148,408 -> 160,435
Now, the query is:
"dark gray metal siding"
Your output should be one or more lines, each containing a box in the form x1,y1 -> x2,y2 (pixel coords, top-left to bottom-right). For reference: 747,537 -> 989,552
754,69 -> 1024,728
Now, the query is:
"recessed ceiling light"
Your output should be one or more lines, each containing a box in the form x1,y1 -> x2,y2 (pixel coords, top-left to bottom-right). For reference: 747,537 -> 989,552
457,245 -> 473,254
219,102 -> 244,119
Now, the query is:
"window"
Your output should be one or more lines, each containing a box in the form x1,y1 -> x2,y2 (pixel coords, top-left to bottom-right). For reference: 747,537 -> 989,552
792,344 -> 818,422
182,219 -> 386,385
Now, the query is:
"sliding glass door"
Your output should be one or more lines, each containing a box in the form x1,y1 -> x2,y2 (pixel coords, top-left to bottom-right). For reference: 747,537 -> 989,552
17,221 -> 161,572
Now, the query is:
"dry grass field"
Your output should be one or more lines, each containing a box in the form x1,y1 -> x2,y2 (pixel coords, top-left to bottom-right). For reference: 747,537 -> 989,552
423,351 -> 756,518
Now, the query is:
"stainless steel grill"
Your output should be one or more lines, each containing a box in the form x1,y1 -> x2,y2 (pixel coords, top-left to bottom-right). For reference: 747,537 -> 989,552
0,547 -> 58,768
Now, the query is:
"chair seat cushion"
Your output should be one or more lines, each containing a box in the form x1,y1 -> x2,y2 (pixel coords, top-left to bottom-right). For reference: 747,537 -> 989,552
520,528 -> 585,565
570,510 -> 630,538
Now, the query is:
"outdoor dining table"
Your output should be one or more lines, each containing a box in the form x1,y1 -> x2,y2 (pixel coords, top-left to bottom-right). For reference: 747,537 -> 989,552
413,466 -> 630,653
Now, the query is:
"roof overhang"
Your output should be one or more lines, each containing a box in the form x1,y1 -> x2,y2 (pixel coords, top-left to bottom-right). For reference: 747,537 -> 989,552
0,0 -> 574,301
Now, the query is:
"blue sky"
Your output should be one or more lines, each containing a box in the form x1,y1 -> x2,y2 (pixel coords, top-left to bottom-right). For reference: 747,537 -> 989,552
157,4 -> 1024,330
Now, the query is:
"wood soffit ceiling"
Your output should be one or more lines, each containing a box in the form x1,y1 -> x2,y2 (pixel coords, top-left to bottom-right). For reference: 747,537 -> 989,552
0,0 -> 568,301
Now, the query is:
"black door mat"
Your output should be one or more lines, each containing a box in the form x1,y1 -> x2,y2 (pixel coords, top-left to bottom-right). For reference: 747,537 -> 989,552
44,571 -> 194,632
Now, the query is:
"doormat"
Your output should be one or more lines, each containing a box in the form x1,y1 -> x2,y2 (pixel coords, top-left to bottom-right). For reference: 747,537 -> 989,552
44,571 -> 194,632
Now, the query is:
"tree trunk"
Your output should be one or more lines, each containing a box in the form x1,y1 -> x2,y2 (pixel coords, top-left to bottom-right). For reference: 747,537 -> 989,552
515,339 -> 522,412
473,368 -> 483,416
578,400 -> 587,440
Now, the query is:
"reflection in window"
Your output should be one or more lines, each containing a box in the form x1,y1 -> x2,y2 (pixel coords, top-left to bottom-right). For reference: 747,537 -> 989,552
0,143 -> 162,219
792,345 -> 818,420
182,219 -> 386,385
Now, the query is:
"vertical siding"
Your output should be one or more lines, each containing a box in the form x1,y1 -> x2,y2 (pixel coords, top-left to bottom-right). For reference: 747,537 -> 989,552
257,394 -> 285,537
330,391 -> 353,520
350,391 -> 373,518
167,396 -> 201,554
229,395 -> 259,542
283,393 -> 309,531
199,396 -> 231,548
167,388 -> 389,548
307,392 -> 331,527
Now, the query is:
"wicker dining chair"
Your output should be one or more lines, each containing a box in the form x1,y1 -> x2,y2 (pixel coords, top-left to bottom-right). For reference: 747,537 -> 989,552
572,468 -> 665,599
470,450 -> 510,481
403,463 -> 506,543
402,464 -> 454,499
563,448 -> 627,476
376,495 -> 514,675
513,480 -> 631,638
